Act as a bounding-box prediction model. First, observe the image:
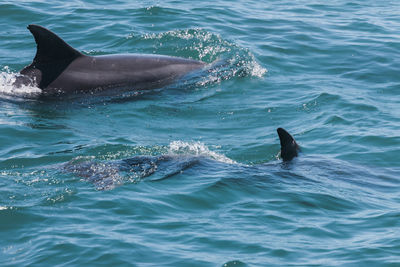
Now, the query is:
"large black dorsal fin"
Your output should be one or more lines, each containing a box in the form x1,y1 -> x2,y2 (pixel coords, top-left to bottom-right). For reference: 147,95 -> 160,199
277,128 -> 300,161
28,24 -> 82,64
24,25 -> 84,89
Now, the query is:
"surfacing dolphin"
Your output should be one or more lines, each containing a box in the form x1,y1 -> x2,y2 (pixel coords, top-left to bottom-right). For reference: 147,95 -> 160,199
64,128 -> 300,190
14,25 -> 206,96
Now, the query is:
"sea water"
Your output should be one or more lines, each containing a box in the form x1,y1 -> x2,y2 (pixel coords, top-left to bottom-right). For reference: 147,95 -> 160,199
1,1 -> 399,266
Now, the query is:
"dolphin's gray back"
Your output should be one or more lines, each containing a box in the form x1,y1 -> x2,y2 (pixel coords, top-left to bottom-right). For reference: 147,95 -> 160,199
18,24 -> 205,95
46,54 -> 205,93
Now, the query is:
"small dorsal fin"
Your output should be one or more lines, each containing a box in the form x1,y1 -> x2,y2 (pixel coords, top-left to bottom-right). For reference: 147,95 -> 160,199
277,128 -> 300,161
28,24 -> 83,64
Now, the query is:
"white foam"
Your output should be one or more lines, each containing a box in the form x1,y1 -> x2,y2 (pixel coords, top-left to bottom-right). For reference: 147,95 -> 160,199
140,29 -> 267,78
168,141 -> 237,164
0,68 -> 42,98
249,56 -> 268,77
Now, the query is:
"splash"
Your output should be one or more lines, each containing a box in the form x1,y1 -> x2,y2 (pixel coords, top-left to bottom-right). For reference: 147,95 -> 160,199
142,29 -> 231,61
0,67 -> 42,99
168,140 -> 237,164
134,28 -> 267,83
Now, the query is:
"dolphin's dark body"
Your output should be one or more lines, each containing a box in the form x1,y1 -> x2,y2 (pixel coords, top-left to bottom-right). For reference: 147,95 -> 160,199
15,25 -> 206,95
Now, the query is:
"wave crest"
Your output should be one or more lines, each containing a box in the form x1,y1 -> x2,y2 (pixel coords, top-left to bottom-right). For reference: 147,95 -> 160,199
168,141 -> 236,164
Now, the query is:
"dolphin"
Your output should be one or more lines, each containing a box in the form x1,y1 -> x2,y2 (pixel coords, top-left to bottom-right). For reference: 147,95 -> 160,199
65,128 -> 300,189
14,25 -> 206,96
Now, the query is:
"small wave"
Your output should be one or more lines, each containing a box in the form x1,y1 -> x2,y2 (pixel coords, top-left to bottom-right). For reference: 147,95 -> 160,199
133,28 -> 266,82
168,141 -> 237,164
0,67 -> 41,99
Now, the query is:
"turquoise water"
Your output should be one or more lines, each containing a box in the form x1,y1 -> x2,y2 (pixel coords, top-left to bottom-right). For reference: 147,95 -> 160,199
1,0 -> 400,266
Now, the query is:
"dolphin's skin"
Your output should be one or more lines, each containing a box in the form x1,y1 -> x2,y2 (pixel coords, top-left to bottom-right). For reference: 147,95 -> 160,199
15,25 -> 206,95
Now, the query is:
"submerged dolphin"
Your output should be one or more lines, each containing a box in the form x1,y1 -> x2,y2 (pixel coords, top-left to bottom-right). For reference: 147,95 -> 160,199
65,128 -> 300,190
15,25 -> 206,95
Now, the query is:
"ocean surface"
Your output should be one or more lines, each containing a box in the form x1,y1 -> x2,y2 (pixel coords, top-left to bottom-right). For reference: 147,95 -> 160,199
1,1 -> 400,266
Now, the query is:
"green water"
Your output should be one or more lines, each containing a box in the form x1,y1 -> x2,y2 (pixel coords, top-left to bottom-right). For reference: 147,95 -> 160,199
1,1 -> 400,266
